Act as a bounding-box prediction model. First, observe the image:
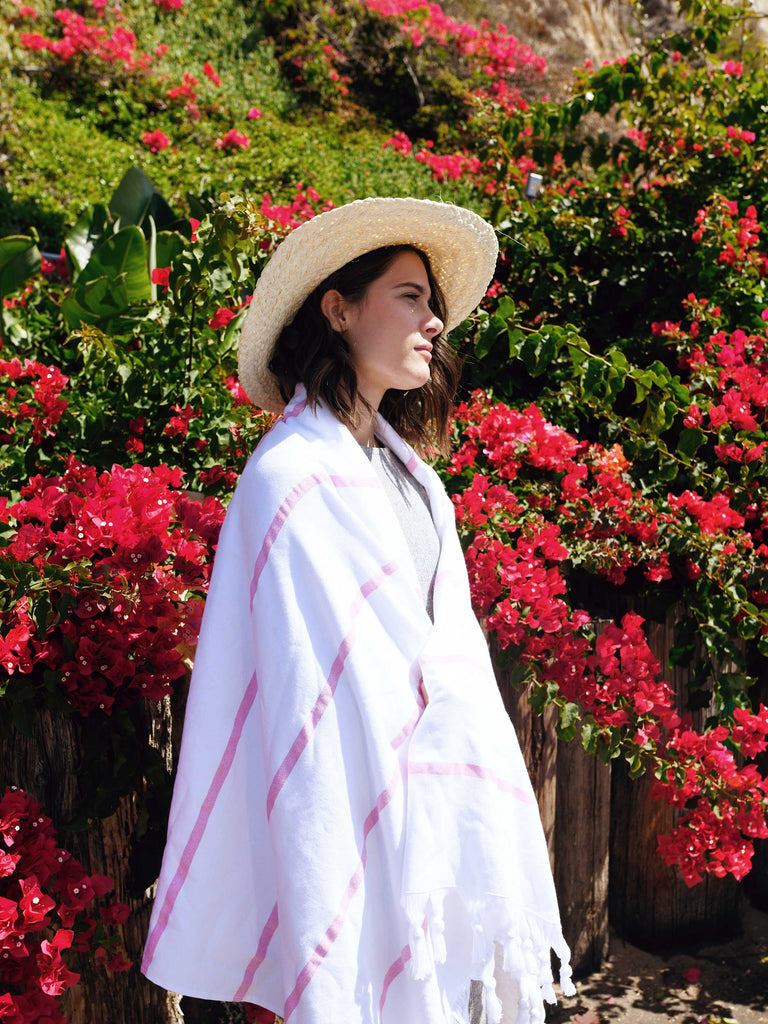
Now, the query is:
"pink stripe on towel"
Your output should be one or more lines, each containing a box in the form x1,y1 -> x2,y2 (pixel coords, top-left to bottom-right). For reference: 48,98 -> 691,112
283,768 -> 402,1019
232,902 -> 279,1001
250,474 -> 382,608
142,669 -> 261,971
379,943 -> 412,1016
266,561 -> 399,820
282,395 -> 307,420
408,761 -> 537,805
389,705 -> 422,751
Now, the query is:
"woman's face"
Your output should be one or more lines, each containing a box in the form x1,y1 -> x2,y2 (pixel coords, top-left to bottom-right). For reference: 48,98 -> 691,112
324,249 -> 444,410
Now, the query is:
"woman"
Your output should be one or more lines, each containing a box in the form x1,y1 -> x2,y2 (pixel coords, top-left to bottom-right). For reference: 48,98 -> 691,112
142,197 -> 574,1024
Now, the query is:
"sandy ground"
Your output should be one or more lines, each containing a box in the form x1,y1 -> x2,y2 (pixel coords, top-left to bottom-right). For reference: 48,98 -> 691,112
546,906 -> 768,1024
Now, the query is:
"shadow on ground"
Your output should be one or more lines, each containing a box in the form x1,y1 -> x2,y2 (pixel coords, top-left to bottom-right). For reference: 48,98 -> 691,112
547,905 -> 768,1024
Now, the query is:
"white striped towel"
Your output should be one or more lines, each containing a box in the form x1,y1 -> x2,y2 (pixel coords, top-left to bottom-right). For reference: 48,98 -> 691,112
142,385 -> 574,1023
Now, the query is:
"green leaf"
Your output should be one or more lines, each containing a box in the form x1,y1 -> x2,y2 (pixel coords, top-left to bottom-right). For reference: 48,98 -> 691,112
556,700 -> 580,741
64,203 -> 111,279
154,230 -> 185,271
507,327 -> 524,358
109,166 -> 176,234
677,427 -> 706,459
0,235 -> 41,301
62,227 -> 152,328
81,227 -> 151,302
474,315 -> 505,359
581,357 -> 605,398
737,617 -> 760,640
581,720 -> 596,753
496,295 -> 515,321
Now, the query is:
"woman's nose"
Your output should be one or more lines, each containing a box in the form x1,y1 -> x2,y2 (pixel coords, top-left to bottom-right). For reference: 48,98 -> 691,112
424,310 -> 444,336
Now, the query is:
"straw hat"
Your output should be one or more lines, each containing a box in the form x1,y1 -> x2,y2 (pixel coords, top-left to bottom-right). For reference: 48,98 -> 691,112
237,196 -> 499,411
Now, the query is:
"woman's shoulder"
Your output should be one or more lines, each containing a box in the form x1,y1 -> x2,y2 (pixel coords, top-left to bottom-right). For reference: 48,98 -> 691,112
239,420 -> 316,492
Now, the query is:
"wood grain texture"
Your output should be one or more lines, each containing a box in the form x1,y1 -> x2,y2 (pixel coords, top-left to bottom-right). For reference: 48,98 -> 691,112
1,701 -> 183,1024
554,738 -> 610,975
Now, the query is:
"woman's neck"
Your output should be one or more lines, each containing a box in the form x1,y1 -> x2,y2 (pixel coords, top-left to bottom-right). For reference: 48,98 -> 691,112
349,406 -> 379,447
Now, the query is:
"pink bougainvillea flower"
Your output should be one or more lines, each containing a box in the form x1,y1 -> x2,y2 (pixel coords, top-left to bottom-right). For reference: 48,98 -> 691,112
189,217 -> 200,241
153,0 -> 183,9
202,61 -> 221,85
247,106 -> 263,119
383,130 -> 412,156
208,308 -> 236,330
214,128 -> 250,150
19,30 -> 48,50
225,374 -> 250,407
142,129 -> 170,153
151,266 -> 171,289
17,5 -> 37,16
36,928 -> 80,995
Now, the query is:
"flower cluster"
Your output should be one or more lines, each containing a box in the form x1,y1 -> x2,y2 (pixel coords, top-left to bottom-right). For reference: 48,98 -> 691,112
364,0 -> 545,79
259,185 -> 334,232
214,128 -> 250,151
654,712 -> 768,884
0,787 -> 129,1023
691,195 -> 768,278
2,458 -> 224,715
445,391 -> 768,884
414,147 -> 482,182
142,128 -> 170,153
0,359 -> 68,449
20,8 -> 143,69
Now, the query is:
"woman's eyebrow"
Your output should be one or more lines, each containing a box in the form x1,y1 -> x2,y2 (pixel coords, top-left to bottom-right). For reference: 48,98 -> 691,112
394,280 -> 429,294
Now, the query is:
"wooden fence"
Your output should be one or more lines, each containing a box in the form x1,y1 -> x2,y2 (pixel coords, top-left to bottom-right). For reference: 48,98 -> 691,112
3,608 -> 765,1020
495,606 -> 754,978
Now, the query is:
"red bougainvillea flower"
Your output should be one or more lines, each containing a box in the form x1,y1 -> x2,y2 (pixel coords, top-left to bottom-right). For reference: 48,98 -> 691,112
0,788 -> 130,1012
244,1006 -> 279,1024
142,129 -> 170,153
214,129 -> 250,150
225,374 -> 251,407
0,358 -> 69,445
3,458 -> 224,714
208,308 -> 236,330
202,61 -> 221,85
151,266 -> 171,291
383,131 -> 413,156
153,0 -> 183,10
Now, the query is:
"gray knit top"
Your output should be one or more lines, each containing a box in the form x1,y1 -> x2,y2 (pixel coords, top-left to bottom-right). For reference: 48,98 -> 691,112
362,446 -> 440,620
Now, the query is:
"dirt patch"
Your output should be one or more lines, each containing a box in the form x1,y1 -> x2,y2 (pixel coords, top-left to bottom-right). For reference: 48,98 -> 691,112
547,905 -> 768,1024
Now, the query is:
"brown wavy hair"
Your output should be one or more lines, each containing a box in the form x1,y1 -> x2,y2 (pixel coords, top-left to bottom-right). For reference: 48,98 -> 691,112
267,245 -> 459,453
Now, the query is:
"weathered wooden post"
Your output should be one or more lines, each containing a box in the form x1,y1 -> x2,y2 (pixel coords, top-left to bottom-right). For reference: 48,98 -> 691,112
609,611 -> 742,947
1,702 -> 183,1024
554,740 -> 610,973
491,640 -> 612,976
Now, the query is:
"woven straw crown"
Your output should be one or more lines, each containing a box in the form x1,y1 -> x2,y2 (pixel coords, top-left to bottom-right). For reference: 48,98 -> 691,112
237,196 -> 499,411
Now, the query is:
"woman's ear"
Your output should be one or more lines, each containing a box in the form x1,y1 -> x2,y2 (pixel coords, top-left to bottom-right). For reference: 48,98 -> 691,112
320,289 -> 348,332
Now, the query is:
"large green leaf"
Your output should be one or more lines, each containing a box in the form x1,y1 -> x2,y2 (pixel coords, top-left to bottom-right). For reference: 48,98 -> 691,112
61,275 -> 132,329
109,167 -> 176,234
0,235 -> 41,301
61,227 -> 151,329
154,230 -> 185,269
78,226 -> 151,302
64,203 -> 111,280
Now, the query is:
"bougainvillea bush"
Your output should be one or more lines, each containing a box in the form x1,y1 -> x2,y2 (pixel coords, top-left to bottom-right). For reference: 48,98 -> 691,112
3,0 -> 768,1017
0,787 -> 130,1023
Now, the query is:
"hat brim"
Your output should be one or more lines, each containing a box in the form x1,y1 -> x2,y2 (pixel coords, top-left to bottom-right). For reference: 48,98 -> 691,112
238,196 -> 499,411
